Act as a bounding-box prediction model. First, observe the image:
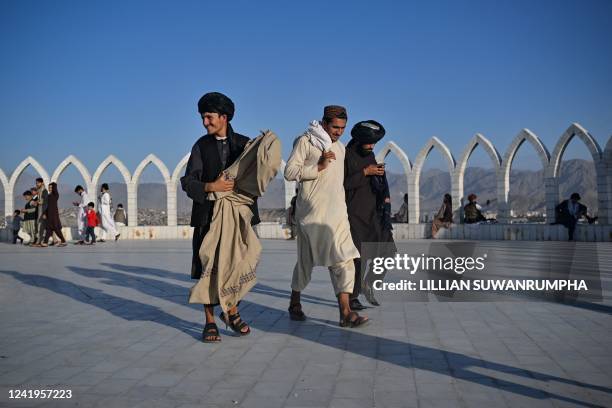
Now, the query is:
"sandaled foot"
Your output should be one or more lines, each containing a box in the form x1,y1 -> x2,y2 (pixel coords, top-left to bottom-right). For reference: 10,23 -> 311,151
219,312 -> 251,336
288,303 -> 306,321
340,311 -> 370,328
202,322 -> 221,343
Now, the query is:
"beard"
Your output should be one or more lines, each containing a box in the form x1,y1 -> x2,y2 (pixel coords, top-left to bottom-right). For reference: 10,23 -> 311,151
358,146 -> 373,156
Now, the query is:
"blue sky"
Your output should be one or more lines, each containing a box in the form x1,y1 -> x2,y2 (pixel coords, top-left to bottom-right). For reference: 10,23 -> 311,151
1,0 -> 611,182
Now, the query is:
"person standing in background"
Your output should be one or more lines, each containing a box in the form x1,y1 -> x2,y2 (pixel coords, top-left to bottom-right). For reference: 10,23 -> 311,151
73,185 -> 89,245
41,182 -> 67,247
98,183 -> 120,242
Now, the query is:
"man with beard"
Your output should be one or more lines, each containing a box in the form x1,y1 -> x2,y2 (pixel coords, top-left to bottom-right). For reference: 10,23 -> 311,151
181,92 -> 261,342
344,120 -> 396,308
285,105 -> 369,328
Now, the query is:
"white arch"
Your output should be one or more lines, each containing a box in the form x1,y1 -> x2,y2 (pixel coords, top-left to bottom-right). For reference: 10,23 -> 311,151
453,134 -> 501,223
547,123 -> 602,178
0,167 -> 9,216
171,153 -> 191,186
412,137 -> 456,177
409,137 -> 455,224
456,133 -> 501,174
91,155 -> 132,188
9,156 -> 50,187
0,167 -> 8,194
132,154 -> 171,185
51,155 -> 92,190
500,129 -> 550,202
376,140 -> 412,174
279,159 -> 296,209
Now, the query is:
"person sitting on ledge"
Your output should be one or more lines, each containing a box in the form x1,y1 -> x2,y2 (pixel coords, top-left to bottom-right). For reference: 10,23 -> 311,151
463,193 -> 487,224
432,193 -> 453,238
552,193 -> 597,241
393,193 -> 409,223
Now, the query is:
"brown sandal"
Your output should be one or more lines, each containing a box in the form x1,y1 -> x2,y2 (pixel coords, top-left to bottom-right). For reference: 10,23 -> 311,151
340,311 -> 369,328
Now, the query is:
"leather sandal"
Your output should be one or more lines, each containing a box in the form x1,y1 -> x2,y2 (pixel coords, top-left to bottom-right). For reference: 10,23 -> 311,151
339,311 -> 369,328
202,322 -> 221,343
219,311 -> 251,336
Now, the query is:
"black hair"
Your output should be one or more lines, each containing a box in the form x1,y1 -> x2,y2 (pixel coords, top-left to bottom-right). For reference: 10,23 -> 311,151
570,192 -> 581,200
74,185 -> 84,193
14,210 -> 20,215
117,203 -> 123,208
23,190 -> 32,196
36,177 -> 44,183
101,183 -> 109,190
87,202 -> 95,207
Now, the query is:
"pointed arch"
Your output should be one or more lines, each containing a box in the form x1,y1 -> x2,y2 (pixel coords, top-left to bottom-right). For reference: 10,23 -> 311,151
456,134 -> 501,175
412,137 -> 456,184
171,153 -> 191,186
0,167 -> 9,216
500,129 -> 550,202
0,167 -> 8,194
51,155 -> 92,187
132,154 -> 171,185
547,123 -> 602,178
91,155 -> 132,188
408,137 -> 455,224
375,140 -> 412,175
280,159 -> 296,209
9,156 -> 50,187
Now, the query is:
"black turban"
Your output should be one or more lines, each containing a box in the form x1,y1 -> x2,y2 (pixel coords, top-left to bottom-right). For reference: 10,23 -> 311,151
351,120 -> 386,144
197,92 -> 235,121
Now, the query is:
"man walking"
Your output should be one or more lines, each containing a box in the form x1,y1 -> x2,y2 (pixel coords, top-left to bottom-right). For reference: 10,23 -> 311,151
344,120 -> 396,308
181,92 -> 266,342
285,105 -> 368,328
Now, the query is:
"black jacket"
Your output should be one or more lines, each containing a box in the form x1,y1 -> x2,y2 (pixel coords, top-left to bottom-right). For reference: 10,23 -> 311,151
181,126 -> 260,227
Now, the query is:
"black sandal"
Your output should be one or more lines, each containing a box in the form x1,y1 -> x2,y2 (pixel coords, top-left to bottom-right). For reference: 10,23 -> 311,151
288,303 -> 306,321
219,312 -> 251,336
340,311 -> 370,328
202,322 -> 221,343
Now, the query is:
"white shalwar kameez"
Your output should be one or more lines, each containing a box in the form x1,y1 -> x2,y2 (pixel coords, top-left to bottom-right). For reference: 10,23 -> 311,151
77,190 -> 89,241
284,122 -> 359,295
99,192 -> 118,240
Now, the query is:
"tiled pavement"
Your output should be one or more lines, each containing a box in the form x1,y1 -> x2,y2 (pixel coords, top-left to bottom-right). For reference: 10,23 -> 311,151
0,240 -> 610,408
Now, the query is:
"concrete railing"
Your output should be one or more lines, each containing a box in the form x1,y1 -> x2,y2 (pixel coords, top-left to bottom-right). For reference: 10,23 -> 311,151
1,222 -> 610,242
1,122 -> 611,228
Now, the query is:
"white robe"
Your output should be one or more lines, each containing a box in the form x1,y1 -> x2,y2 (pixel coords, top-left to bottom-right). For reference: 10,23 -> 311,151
99,192 -> 117,239
77,191 -> 89,239
284,134 -> 359,267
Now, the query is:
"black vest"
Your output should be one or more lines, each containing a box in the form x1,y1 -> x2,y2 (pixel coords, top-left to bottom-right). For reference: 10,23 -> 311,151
188,129 -> 260,227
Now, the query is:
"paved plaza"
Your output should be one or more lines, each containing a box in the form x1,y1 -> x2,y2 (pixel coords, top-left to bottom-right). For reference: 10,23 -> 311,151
0,240 -> 611,408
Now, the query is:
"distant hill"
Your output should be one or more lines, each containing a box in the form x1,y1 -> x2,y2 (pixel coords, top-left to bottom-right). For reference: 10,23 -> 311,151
2,159 -> 598,220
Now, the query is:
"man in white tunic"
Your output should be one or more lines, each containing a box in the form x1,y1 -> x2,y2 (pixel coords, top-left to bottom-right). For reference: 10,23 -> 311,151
285,105 -> 369,328
98,183 -> 120,242
73,185 -> 89,244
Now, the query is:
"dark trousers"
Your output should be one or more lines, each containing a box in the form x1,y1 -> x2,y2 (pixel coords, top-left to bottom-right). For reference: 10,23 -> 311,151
43,225 -> 66,244
12,230 -> 23,244
559,217 -> 578,240
351,258 -> 362,299
85,226 -> 96,243
191,224 -> 220,307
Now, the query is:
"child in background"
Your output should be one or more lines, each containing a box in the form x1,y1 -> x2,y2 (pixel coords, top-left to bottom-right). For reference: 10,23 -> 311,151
85,202 -> 97,245
12,210 -> 23,244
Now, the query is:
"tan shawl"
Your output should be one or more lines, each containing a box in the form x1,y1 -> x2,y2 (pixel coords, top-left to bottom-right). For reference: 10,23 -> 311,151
188,130 -> 282,313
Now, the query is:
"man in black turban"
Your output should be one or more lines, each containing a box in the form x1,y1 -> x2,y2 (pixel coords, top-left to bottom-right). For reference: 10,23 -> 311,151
181,91 -> 260,342
344,120 -> 396,308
